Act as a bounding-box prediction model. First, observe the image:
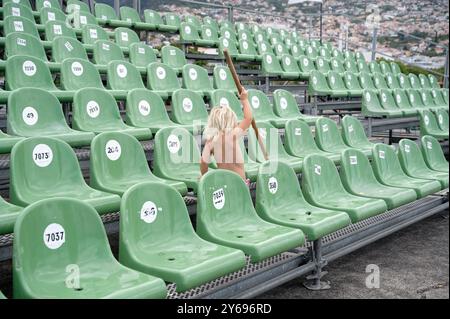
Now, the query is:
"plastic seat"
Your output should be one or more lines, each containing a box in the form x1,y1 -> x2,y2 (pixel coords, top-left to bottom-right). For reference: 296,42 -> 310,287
119,6 -> 156,31
95,2 -> 132,28
66,0 -> 90,13
3,16 -> 39,38
369,61 -> 382,74
2,2 -> 35,21
315,57 -> 331,74
0,196 -> 22,235
213,66 -> 238,94
129,42 -> 157,67
147,62 -> 181,100
203,16 -> 219,31
343,51 -> 355,61
201,25 -> 220,45
36,0 -> 62,11
318,47 -> 332,61
302,154 -> 387,223
181,64 -> 215,99
248,89 -> 287,128
341,115 -> 376,152
44,20 -> 77,41
262,53 -> 296,79
170,89 -> 208,129
408,73 -> 422,90
357,59 -> 371,73
0,130 -> 24,154
290,44 -> 304,60
239,40 -> 260,61
274,43 -> 289,57
253,31 -> 267,44
327,71 -> 349,97
197,170 -> 304,262
248,122 -> 302,173
362,90 -> 403,118
343,71 -> 363,97
371,144 -> 442,198
61,58 -> 104,90
237,30 -> 253,42
344,59 -> 359,73
143,9 -> 178,32
164,13 -> 181,31
379,61 -> 392,75
398,73 -> 413,90
5,32 -> 47,61
219,37 -> 247,61
407,89 -> 429,110
419,110 -> 448,140
330,58 -> 346,74
73,88 -> 152,140
284,119 -> 340,163
373,73 -> 391,91
420,90 -> 441,110
180,22 -> 215,47
280,54 -> 303,79
13,198 -> 166,299
185,15 -> 202,27
378,90 -> 405,116
51,36 -> 88,62
92,40 -> 125,65
393,89 -> 419,116
119,182 -> 245,291
211,90 -> 244,120
153,127 -> 209,193
81,24 -> 109,45
418,74 -> 432,90
305,45 -> 318,60
421,135 -> 449,173
442,89 -> 449,104
7,88 -> 94,146
161,45 -> 187,74
359,72 -> 378,91
273,89 -> 321,125
390,62 -> 401,74
107,60 -> 145,91
39,7 -> 66,24
435,109 -> 449,133
256,161 -> 350,241
90,132 -> 187,196
431,89 -> 448,109
10,137 -> 121,214
315,118 -> 364,155
71,11 -> 98,30
256,41 -> 275,56
428,74 -> 441,89
385,73 -> 402,90
125,89 -> 194,134
331,48 -> 344,61
114,27 -> 140,48
219,27 -> 237,42
340,149 -> 417,210
308,71 -> 333,96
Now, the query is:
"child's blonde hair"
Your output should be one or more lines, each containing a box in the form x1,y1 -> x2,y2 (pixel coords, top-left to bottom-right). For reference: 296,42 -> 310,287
204,106 -> 238,142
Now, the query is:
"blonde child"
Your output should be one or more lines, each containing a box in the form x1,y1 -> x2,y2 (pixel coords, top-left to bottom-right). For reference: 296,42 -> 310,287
200,89 -> 253,184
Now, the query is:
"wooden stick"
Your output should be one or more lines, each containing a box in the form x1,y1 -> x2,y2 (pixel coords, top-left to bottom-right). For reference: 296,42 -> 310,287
223,49 -> 269,160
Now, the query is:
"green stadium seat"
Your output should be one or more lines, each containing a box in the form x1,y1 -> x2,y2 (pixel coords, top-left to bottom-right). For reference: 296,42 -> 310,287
197,169 -> 304,262
125,88 -> 194,135
161,45 -> 188,74
238,30 -> 253,42
119,6 -> 156,31
308,71 -> 333,96
331,48 -> 344,61
106,60 -> 145,91
211,89 -> 243,120
303,45 -> 317,60
39,7 -> 66,24
315,57 -> 331,74
326,71 -> 349,97
181,64 -> 215,99
290,43 -> 304,60
44,20 -> 77,41
66,0 -> 90,13
253,31 -> 268,44
219,20 -> 232,29
318,46 -> 332,60
51,36 -> 88,62
92,40 -> 125,65
3,16 -> 39,38
407,89 -> 429,110
2,2 -> 35,21
119,182 -> 245,291
256,41 -> 275,56
262,53 -> 295,78
330,58 -> 346,74
0,291 -> 5,299
369,61 -> 382,74
357,59 -> 371,73
398,73 -> 413,90
81,24 -> 109,45
213,66 -> 238,94
114,27 -> 140,47
0,130 -> 24,154
164,13 -> 181,30
71,11 -> 98,30
408,73 -> 422,90
284,119 -> 340,163
180,22 -> 215,47
129,42 -> 157,67
378,89 -> 406,116
36,0 -> 62,11
5,32 -> 47,61
373,73 -> 392,91
248,122 -> 302,173
185,15 -> 202,27
220,26 -> 237,41
390,62 -> 401,74
203,16 -> 219,31
393,89 -> 419,116
359,72 -> 378,91
397,139 -> 448,188
428,74 -> 441,89
269,34 -> 283,46
418,110 -> 449,140
7,88 -> 94,146
301,154 -> 387,223
95,2 -> 132,28
201,25 -> 219,45
362,90 -> 403,118
239,40 -> 260,61
418,74 -> 432,90
147,62 -> 181,100
280,54 -> 305,79
143,9 -> 178,32
273,89 -> 321,125
170,89 -> 208,128
274,43 -> 289,56
431,89 -> 448,109
3,0 -> 32,9
386,73 -> 402,90
371,143 -> 442,198
248,89 -> 287,128
10,137 -> 121,213
442,89 -> 449,104
344,59 -> 359,73
219,37 -> 244,60
435,109 -> 449,133
13,197 -> 166,299
343,51 -> 355,61
421,90 -> 441,110
255,161 -> 350,240
343,71 -> 363,96
0,196 -> 22,235
379,61 -> 392,75
339,149 -> 417,210
341,115 -> 376,152
90,132 -> 187,196
73,88 -> 152,140
60,58 -> 104,90
421,135 -> 449,173
153,127 -> 209,193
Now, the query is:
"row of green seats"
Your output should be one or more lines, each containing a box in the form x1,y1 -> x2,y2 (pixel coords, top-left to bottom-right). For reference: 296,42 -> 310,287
419,110 -> 449,140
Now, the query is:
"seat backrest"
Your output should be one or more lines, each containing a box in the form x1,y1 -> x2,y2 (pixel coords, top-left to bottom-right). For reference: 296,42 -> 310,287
40,7 -> 66,24
129,43 -> 157,67
10,137 -> 87,203
344,59 -> 358,73
309,71 -> 331,93
393,89 -> 413,109
7,88 -> 71,137
247,122 -> 288,162
114,27 -> 140,47
182,64 -> 213,92
185,15 -> 202,27
220,26 -> 236,41
147,62 -> 181,92
390,62 -> 401,74
420,90 -> 437,107
240,39 -> 258,55
164,13 -> 181,28
256,41 -> 274,55
94,2 -> 118,20
125,89 -> 171,126
428,74 -> 440,89
203,16 -> 219,30
362,89 -> 383,113
161,45 -> 187,70
343,50 -> 355,61
419,110 -> 442,134
274,43 -> 288,56
238,30 -> 252,42
281,54 -> 301,73
44,20 -> 76,41
213,66 -> 238,92
315,117 -> 347,150
379,89 -> 400,111
408,73 -> 422,90
327,71 -> 347,91
66,0 -> 90,13
248,89 -> 278,120
5,32 -> 47,61
51,36 -> 88,62
435,109 -> 449,131
369,61 -> 382,74
13,197 -> 114,299
4,0 -> 32,9
290,43 -> 304,59
385,73 -> 401,89
3,16 -> 39,38
343,71 -> 362,90
330,58 -> 345,73
357,59 -> 370,73
379,61 -> 392,75
180,22 -> 201,42
90,132 -> 151,189
3,2 -> 35,21
211,90 -> 244,120
273,89 -> 301,118
60,58 -> 104,90
201,25 -> 219,42
219,37 -> 239,56
284,119 -> 321,156
418,74 -> 432,89
398,139 -> 431,174
359,72 -> 376,90
81,24 -> 109,45
421,135 -> 448,169
371,143 -> 408,181
431,88 -> 447,106
36,0 -> 62,10
171,89 -> 209,125
93,40 -> 125,65
298,56 -> 316,75
71,11 -> 98,29
72,88 -> 124,132
107,60 -> 145,90
331,48 -> 344,61
262,53 -> 284,74
143,9 -> 164,25
315,57 -> 331,74
318,46 -> 331,60
398,73 -> 412,89
341,115 -> 371,147
373,73 -> 389,89
5,55 -> 57,91
340,149 -> 379,190
119,6 -> 142,23
305,45 -> 318,59
407,89 -> 426,109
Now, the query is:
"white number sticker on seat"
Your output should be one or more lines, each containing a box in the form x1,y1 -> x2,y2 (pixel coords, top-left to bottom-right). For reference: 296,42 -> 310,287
16,38 -> 26,46
295,128 -> 302,135
105,140 -> 121,161
140,201 -> 160,224
350,155 -> 358,165
348,125 -> 354,133
205,28 -> 212,37
212,188 -> 225,210
219,97 -> 229,108
89,28 -> 98,39
424,115 -> 430,125
184,26 -> 191,34
266,55 -> 273,64
137,47 -> 146,54
219,68 -> 227,81
285,57 -> 291,66
404,144 -> 410,153
22,60 -> 36,76
251,96 -> 260,109
438,114 -> 443,124
167,134 -> 181,154
102,43 -> 110,51
138,100 -> 151,116
379,150 -> 385,159
13,21 -> 23,31
222,38 -> 229,47
12,7 -> 21,16
22,106 -> 38,126
121,32 -> 128,42
268,177 -> 278,194
86,100 -> 100,118
224,31 -> 231,39
427,141 -> 433,150
53,24 -> 62,34
33,144 -> 53,167
64,41 -> 74,52
189,68 -> 198,80
314,164 -> 321,175
280,97 -> 288,110
79,15 -> 87,24
47,12 -> 55,21
182,98 -> 193,112
156,66 -> 166,79
116,64 -> 128,78
43,0 -> 52,7
43,223 -> 65,250
322,124 -> 328,132
243,41 -> 249,50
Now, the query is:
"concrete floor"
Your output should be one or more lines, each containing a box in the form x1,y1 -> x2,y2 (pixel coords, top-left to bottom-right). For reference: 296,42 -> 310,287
260,213 -> 449,299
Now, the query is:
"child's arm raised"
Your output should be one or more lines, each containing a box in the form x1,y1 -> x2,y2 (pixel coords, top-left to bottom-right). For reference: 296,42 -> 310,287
237,89 -> 252,132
